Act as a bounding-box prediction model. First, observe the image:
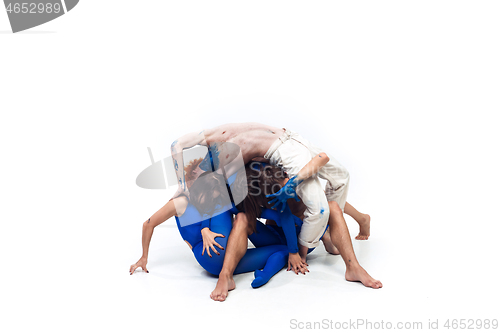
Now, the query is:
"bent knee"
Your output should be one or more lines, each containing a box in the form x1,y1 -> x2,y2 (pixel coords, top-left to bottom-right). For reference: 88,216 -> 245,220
305,205 -> 329,226
233,212 -> 248,225
329,201 -> 342,216
233,212 -> 253,232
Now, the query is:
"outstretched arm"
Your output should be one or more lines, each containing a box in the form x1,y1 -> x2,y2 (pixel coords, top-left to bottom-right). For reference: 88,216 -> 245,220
267,153 -> 330,212
130,196 -> 188,274
171,131 -> 207,196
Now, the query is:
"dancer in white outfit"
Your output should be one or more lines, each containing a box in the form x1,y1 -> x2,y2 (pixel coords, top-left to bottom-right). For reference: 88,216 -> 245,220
264,129 -> 350,248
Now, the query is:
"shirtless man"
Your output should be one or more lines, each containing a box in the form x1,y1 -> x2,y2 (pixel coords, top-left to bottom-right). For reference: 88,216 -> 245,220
171,122 -> 379,301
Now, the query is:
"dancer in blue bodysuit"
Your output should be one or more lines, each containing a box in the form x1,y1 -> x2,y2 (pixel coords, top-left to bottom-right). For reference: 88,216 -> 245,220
130,160 -> 305,288
130,146 -> 331,292
175,197 -> 294,288
188,154 -> 337,301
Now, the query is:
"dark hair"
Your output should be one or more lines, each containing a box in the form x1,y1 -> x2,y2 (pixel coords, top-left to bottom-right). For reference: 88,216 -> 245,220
189,171 -> 230,215
233,162 -> 287,232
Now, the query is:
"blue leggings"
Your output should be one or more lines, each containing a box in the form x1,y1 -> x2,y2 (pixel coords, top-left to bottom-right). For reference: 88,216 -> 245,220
250,220 -> 318,254
192,212 -> 288,288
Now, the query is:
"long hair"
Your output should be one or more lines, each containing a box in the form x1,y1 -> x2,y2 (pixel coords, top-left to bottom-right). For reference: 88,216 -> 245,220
184,158 -> 203,188
233,161 -> 287,232
189,171 -> 230,216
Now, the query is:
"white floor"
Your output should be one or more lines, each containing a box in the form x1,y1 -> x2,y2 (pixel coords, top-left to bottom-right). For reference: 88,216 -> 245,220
2,2 -> 500,332
4,195 -> 498,333
118,204 -> 497,333
3,163 -> 499,333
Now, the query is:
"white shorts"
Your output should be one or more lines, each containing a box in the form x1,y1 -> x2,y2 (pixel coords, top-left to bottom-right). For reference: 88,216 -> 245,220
264,129 -> 350,248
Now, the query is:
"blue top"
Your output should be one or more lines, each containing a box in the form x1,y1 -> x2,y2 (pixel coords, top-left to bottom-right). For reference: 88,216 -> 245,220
175,203 -> 206,246
175,202 -> 238,247
260,208 -> 302,253
175,164 -> 301,253
175,203 -> 300,253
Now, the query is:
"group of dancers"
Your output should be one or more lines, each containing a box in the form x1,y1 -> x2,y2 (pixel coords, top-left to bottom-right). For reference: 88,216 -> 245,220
130,123 -> 382,301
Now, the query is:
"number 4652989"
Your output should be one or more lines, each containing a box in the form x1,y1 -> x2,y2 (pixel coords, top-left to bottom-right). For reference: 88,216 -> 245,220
6,3 -> 62,14
444,319 -> 498,329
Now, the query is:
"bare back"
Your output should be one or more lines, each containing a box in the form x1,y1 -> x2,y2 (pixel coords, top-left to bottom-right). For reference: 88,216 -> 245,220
203,122 -> 284,164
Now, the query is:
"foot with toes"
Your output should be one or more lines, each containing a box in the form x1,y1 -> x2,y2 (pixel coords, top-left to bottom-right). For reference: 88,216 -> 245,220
355,214 -> 371,240
210,274 -> 235,302
345,264 -> 382,289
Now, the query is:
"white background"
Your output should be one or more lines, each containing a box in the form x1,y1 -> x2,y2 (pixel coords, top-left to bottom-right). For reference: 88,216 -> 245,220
1,1 -> 499,332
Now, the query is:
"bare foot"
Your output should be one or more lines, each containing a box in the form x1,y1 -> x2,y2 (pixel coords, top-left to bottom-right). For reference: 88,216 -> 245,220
321,232 -> 340,255
345,265 -> 382,289
355,214 -> 370,240
210,274 -> 235,302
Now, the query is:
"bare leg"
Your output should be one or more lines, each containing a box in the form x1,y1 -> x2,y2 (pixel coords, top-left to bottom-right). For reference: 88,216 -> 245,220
344,202 -> 371,240
321,229 -> 340,255
210,213 -> 251,302
328,201 -> 382,289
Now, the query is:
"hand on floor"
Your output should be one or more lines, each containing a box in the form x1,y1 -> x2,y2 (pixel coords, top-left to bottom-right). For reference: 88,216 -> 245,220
288,252 -> 309,275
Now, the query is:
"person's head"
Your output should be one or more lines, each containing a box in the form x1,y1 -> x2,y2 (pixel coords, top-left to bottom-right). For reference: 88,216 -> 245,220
183,158 -> 204,189
189,171 -> 230,216
232,161 -> 287,232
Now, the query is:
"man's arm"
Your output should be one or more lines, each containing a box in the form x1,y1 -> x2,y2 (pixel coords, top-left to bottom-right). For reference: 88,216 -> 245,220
267,153 -> 330,212
295,152 -> 330,182
171,131 -> 207,194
